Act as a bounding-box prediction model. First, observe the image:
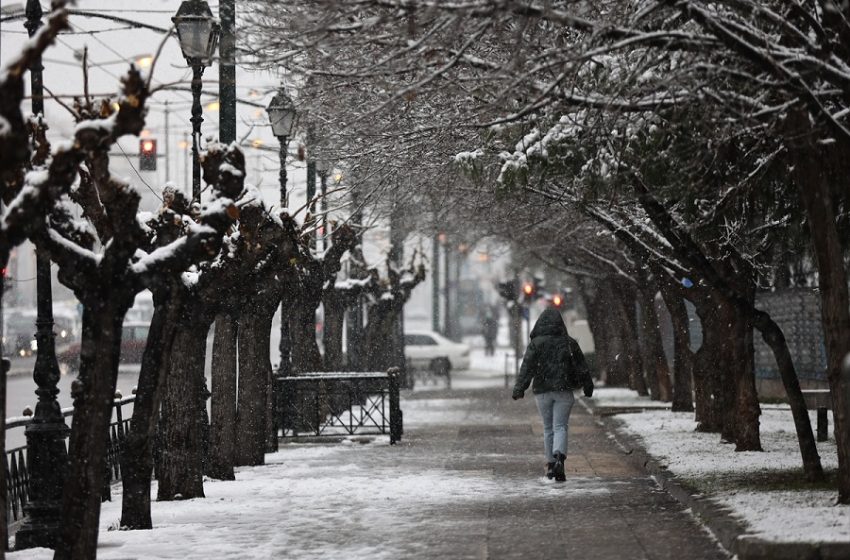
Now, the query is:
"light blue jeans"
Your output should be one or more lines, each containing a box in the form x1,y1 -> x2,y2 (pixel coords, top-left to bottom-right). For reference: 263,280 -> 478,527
535,391 -> 576,463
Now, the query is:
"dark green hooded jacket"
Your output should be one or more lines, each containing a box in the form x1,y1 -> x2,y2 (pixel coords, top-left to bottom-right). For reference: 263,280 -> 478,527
513,308 -> 592,395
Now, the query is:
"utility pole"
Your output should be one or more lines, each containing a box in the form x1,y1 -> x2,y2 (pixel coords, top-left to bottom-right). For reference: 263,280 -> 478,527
443,242 -> 452,339
164,100 -> 170,183
219,0 -> 236,145
431,233 -> 440,332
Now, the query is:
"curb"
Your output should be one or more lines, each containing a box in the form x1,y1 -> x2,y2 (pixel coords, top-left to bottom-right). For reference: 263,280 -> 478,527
582,401 -> 850,560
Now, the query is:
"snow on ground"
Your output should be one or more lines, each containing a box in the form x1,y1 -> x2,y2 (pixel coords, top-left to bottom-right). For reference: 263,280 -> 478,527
8,395 -> 607,560
600,388 -> 847,544
409,347 -> 511,391
590,387 -> 671,410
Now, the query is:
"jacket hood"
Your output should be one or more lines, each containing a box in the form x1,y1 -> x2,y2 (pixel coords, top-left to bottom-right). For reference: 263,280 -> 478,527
530,308 -> 568,339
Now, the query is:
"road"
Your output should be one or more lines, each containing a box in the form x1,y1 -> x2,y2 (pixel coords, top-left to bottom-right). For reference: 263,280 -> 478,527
4,323 -> 284,450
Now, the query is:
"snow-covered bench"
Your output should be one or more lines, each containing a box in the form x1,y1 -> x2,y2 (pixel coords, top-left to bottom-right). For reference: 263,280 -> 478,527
800,389 -> 831,442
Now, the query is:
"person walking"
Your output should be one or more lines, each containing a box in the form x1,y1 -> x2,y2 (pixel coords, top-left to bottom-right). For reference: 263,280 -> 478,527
512,307 -> 593,482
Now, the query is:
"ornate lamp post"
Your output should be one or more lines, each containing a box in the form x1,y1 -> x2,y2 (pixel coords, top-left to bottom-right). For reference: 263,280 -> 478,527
266,89 -> 296,376
16,0 -> 70,549
172,0 -> 220,204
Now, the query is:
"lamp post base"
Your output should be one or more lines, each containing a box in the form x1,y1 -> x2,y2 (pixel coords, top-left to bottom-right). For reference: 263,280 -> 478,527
14,421 -> 69,550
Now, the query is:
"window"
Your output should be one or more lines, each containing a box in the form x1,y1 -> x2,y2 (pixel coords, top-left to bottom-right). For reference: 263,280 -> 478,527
405,334 -> 438,346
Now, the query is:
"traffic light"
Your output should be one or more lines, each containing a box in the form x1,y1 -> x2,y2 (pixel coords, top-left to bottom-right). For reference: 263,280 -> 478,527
139,138 -> 157,171
552,293 -> 564,308
522,278 -> 543,302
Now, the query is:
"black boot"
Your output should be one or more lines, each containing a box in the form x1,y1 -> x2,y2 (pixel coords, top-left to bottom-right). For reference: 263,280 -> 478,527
546,462 -> 555,480
553,452 -> 566,482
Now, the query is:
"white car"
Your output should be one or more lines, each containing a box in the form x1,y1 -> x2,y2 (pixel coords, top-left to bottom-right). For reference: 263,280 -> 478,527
404,330 -> 471,375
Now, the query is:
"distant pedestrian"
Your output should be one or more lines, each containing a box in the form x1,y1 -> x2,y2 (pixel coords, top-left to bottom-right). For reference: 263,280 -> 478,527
511,308 -> 593,482
482,310 -> 499,356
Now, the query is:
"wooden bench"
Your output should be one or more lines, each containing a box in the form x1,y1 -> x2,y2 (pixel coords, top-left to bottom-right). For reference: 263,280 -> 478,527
800,389 -> 832,442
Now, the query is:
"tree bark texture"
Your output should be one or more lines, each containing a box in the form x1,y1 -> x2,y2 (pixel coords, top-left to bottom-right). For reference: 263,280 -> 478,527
693,292 -> 735,442
207,314 -> 238,480
120,286 -> 182,529
793,142 -> 850,500
236,294 -> 277,466
612,285 -> 647,395
157,316 -> 212,501
618,179 -> 818,475
660,288 -> 695,412
289,300 -> 323,374
729,284 -> 762,452
322,291 -> 346,372
637,283 -> 672,402
56,302 -> 129,559
577,278 -> 616,381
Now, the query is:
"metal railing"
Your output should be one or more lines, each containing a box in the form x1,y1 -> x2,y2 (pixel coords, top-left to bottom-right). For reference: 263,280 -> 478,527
276,369 -> 403,444
4,395 -> 134,527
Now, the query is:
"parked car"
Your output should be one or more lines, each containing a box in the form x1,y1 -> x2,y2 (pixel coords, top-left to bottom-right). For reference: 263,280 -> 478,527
58,321 -> 149,373
4,313 -> 38,358
404,330 -> 471,376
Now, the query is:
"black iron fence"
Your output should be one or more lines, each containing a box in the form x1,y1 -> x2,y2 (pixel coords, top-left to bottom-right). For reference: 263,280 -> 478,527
4,395 -> 134,528
276,369 -> 403,444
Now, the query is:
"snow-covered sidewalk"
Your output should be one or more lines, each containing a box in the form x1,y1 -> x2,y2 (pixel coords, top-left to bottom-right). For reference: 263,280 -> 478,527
591,387 -> 849,548
10,375 -> 728,559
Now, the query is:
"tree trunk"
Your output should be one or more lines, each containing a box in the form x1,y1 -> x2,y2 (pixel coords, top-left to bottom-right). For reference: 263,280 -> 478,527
637,284 -> 672,401
794,149 -> 850,500
730,284 -> 762,452
612,285 -> 647,395
691,296 -> 729,433
235,292 -> 277,466
289,301 -> 322,373
660,288 -> 694,412
157,316 -> 211,501
628,177 -> 819,477
579,279 -> 617,382
120,286 -> 181,529
0,275 -> 7,556
323,292 -> 346,372
56,302 -> 128,559
207,314 -> 238,480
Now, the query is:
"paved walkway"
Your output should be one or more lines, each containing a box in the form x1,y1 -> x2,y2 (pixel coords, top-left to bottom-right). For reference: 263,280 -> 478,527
9,368 -> 730,560
391,369 -> 729,560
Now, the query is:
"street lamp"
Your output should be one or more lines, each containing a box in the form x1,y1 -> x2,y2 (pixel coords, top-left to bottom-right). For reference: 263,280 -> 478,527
266,89 -> 296,377
172,0 -> 220,204
16,0 -> 70,549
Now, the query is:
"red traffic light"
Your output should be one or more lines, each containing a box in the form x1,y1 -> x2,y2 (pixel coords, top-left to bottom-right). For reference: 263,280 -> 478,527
139,138 -> 157,171
523,282 -> 534,296
552,294 -> 563,307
